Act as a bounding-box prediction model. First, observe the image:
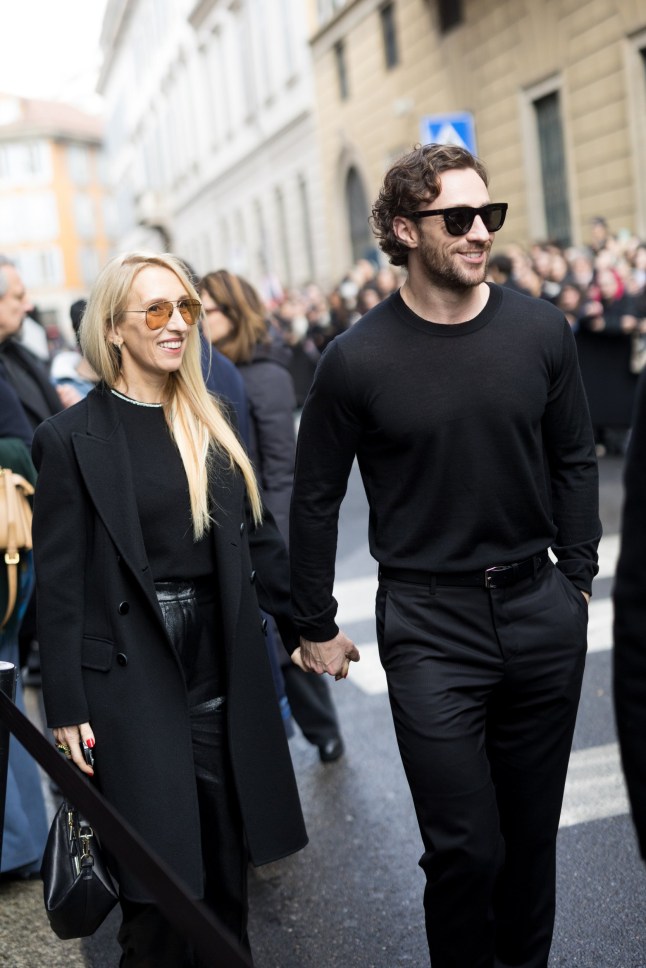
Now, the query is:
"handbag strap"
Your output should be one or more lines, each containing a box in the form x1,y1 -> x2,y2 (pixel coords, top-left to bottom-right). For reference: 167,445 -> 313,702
0,560 -> 17,630
0,690 -> 252,968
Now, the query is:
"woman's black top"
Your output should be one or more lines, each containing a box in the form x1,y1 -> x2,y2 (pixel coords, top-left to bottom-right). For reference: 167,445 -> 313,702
112,392 -> 215,582
113,392 -> 222,701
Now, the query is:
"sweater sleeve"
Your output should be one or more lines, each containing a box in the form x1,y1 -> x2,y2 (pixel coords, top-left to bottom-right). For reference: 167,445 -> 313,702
542,319 -> 602,592
289,339 -> 362,641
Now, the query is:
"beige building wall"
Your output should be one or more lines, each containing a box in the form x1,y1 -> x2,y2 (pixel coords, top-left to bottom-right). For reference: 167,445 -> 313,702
310,0 -> 646,282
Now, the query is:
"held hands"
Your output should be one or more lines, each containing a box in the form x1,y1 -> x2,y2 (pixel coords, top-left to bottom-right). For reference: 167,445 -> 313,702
53,722 -> 95,777
292,631 -> 360,681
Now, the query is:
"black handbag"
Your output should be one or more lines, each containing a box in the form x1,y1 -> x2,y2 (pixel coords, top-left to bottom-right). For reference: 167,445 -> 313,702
41,800 -> 118,939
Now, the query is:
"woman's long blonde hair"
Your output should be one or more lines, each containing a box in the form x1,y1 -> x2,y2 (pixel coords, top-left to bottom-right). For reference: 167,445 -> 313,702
80,252 -> 262,537
199,269 -> 269,364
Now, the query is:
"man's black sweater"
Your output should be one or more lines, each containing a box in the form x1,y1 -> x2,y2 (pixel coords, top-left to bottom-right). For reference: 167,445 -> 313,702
290,284 -> 601,642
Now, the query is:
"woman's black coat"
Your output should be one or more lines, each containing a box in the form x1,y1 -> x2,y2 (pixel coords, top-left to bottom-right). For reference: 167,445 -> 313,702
614,369 -> 646,857
31,386 -> 307,900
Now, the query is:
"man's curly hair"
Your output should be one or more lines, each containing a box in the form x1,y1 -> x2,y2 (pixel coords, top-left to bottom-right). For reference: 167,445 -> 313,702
370,144 -> 489,266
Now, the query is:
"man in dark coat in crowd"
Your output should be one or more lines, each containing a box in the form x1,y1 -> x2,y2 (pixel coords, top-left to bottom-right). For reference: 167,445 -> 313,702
614,370 -> 646,855
0,256 -> 61,434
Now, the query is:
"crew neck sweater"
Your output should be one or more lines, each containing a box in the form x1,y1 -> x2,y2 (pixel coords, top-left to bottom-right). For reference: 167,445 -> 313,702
290,284 -> 602,642
113,394 -> 214,582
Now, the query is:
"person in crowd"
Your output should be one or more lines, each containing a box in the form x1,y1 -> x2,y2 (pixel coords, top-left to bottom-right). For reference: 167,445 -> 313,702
589,215 -> 612,254
289,143 -> 600,968
31,251 -> 307,966
50,299 -> 100,404
0,436 -> 49,880
576,266 -> 639,455
200,268 -> 344,762
0,377 -> 32,448
614,368 -> 646,859
0,256 -> 62,433
486,253 -> 531,295
555,280 -> 585,330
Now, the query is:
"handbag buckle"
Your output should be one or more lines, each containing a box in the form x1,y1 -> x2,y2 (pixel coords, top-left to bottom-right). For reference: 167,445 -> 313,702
4,551 -> 19,566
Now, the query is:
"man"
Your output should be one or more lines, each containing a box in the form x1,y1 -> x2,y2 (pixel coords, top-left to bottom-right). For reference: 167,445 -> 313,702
0,255 -> 61,434
613,369 -> 646,858
289,144 -> 601,968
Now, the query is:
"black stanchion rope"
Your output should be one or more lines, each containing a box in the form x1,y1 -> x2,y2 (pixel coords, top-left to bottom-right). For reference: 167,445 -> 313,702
0,690 -> 252,967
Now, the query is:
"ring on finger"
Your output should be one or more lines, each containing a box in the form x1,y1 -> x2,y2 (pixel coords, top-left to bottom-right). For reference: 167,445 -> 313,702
55,742 -> 72,758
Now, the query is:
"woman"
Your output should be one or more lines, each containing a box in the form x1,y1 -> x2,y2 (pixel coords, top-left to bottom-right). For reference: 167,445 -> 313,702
31,252 -> 307,966
199,269 -> 343,762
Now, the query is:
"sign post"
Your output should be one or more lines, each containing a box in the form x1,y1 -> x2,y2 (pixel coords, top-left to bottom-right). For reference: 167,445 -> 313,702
419,112 -> 477,154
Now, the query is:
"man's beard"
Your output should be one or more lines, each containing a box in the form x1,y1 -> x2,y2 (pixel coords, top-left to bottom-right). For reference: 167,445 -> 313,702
417,232 -> 491,292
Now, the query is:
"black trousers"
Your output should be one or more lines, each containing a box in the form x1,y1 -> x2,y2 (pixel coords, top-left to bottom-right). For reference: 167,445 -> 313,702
118,582 -> 249,968
376,561 -> 588,968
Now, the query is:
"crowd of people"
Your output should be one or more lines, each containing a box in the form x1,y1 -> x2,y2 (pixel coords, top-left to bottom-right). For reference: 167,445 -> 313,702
0,154 -> 645,967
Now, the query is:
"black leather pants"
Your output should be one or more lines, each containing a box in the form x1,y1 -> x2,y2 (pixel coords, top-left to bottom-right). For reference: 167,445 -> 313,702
118,581 -> 250,968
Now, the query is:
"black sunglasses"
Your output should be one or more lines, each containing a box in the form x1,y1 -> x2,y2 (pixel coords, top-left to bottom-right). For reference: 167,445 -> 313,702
404,203 -> 508,236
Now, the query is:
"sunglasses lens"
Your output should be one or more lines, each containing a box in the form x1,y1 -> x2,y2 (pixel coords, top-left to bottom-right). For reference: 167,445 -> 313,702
178,299 -> 201,325
444,210 -> 473,236
145,301 -> 173,329
482,205 -> 507,232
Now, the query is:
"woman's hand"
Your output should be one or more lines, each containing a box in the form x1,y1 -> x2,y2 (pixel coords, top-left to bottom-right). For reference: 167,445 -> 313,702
53,723 -> 95,777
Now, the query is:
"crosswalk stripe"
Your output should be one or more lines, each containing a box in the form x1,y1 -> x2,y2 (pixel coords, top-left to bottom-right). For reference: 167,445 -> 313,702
560,743 -> 629,827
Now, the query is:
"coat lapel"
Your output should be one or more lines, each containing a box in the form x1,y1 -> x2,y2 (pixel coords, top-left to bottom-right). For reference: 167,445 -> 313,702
71,388 -> 160,618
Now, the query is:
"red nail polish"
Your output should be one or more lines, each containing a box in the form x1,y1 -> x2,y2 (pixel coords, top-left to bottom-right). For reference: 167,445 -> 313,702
86,738 -> 95,748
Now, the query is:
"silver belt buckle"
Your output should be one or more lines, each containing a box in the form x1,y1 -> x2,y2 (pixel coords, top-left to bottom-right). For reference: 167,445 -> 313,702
485,565 -> 507,589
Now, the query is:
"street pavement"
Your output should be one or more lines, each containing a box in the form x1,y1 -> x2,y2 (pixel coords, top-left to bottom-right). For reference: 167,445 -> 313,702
2,454 -> 645,967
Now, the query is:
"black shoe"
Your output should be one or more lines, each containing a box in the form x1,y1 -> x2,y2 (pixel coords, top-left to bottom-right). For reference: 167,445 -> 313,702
318,737 -> 344,763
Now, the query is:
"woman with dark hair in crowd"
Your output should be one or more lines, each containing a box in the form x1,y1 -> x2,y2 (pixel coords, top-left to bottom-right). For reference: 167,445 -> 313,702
200,268 -> 344,763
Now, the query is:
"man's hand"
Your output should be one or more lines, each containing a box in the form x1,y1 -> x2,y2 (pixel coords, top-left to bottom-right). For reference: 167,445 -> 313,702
292,631 -> 360,680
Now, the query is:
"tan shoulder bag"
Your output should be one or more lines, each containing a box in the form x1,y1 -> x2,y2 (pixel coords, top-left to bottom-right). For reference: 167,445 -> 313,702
0,466 -> 35,629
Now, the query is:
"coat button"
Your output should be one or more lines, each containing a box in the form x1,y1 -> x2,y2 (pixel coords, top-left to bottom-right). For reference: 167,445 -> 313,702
118,601 -> 130,615
239,522 -> 245,535
116,653 -> 128,667
261,617 -> 268,634
250,570 -> 256,584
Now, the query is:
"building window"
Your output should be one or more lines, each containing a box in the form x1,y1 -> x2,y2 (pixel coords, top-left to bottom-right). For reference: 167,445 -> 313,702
345,166 -> 372,262
298,175 -> 316,281
380,3 -> 398,69
534,91 -> 571,246
335,40 -> 349,100
73,193 -> 96,240
79,246 -> 100,288
67,144 -> 90,185
275,187 -> 292,287
438,0 -> 462,33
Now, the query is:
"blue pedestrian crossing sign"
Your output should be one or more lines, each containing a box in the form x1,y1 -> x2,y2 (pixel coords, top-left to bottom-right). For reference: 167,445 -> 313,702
420,112 -> 476,154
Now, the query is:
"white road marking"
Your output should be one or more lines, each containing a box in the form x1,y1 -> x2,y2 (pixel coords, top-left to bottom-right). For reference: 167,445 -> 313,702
560,743 -> 629,828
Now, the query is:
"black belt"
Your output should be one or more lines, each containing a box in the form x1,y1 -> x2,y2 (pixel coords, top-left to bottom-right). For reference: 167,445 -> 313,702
379,551 -> 549,590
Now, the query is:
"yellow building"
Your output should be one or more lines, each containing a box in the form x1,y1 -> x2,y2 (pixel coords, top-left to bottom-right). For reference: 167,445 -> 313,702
0,94 -> 114,341
309,0 -> 646,280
